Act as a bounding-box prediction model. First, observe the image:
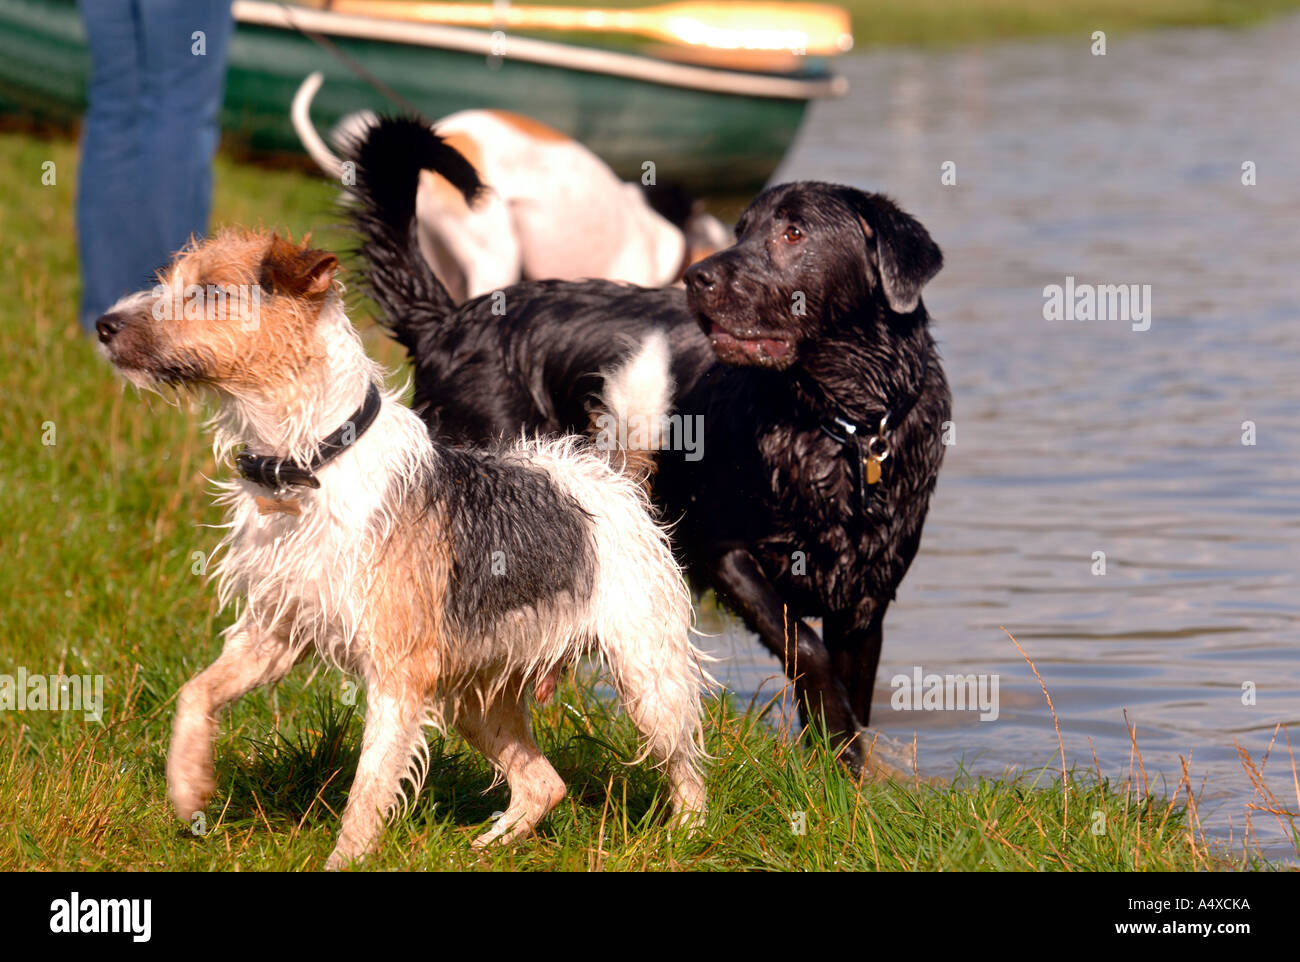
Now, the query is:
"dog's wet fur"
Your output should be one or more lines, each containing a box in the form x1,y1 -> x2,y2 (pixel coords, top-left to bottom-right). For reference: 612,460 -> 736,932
350,118 -> 951,773
96,229 -> 708,867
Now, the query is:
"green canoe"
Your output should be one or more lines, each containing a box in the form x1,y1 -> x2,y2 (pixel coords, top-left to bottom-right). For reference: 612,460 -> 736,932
0,0 -> 847,195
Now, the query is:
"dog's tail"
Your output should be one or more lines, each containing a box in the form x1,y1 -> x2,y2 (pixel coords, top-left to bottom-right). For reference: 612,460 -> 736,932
593,332 -> 676,481
341,109 -> 485,357
291,72 -> 347,179
293,73 -> 382,180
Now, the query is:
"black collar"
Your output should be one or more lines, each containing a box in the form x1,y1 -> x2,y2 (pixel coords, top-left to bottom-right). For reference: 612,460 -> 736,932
818,351 -> 930,505
820,350 -> 929,444
236,382 -> 382,491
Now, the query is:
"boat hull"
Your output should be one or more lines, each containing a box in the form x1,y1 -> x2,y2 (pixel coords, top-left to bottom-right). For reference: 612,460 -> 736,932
0,0 -> 842,195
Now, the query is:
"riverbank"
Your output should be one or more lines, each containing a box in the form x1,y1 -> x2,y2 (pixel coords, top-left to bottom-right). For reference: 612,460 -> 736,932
0,128 -> 1281,871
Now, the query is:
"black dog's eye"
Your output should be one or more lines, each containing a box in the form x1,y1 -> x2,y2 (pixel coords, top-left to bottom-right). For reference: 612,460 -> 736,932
783,225 -> 803,243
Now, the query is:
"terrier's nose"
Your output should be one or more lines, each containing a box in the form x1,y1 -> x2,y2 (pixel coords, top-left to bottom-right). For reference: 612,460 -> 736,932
684,264 -> 714,293
95,313 -> 124,344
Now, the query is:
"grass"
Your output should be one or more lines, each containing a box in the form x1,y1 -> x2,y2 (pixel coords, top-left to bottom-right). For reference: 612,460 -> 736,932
503,0 -> 1300,49
0,127 -> 1289,871
825,0 -> 1300,49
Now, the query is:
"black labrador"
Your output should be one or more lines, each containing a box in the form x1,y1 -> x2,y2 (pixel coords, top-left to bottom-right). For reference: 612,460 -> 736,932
348,118 -> 951,772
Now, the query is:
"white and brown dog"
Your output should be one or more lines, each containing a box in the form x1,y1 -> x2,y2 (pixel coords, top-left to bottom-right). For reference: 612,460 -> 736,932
292,72 -> 728,303
96,229 -> 708,868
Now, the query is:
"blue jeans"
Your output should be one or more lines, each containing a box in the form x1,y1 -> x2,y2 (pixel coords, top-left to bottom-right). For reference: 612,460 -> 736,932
77,0 -> 233,330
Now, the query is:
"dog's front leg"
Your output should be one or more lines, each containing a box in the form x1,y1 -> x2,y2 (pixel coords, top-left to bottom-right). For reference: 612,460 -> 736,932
710,547 -> 867,772
824,609 -> 887,727
326,682 -> 425,870
167,620 -> 300,825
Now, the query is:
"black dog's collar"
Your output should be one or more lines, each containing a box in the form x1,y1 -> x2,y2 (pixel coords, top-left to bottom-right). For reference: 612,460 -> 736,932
820,353 -> 930,506
236,383 -> 382,491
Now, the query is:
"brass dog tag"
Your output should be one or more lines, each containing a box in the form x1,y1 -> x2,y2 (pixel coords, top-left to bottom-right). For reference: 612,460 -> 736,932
256,495 -> 302,516
864,457 -> 882,485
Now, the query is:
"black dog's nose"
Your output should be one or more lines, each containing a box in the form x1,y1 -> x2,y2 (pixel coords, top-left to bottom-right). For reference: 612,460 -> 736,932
95,313 -> 124,344
684,264 -> 714,293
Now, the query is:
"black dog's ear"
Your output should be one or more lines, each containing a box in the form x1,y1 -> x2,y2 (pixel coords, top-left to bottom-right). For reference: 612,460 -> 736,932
845,191 -> 942,314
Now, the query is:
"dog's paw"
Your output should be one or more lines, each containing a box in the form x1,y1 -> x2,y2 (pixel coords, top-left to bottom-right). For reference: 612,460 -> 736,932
471,814 -> 522,849
167,760 -> 216,823
667,804 -> 707,839
469,828 -> 503,850
850,727 -> 932,782
324,842 -> 365,871
169,789 -> 213,826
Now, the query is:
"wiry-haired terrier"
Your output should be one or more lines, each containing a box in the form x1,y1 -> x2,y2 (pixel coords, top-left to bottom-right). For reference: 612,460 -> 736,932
97,229 -> 708,868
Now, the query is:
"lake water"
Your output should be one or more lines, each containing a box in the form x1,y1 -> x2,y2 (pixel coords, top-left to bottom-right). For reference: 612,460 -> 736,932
698,14 -> 1300,859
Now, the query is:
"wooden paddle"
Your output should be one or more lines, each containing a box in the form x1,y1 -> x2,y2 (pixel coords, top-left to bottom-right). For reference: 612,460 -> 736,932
312,1 -> 854,55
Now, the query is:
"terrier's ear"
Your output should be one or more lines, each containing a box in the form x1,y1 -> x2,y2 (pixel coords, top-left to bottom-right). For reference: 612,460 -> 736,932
259,234 -> 338,297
